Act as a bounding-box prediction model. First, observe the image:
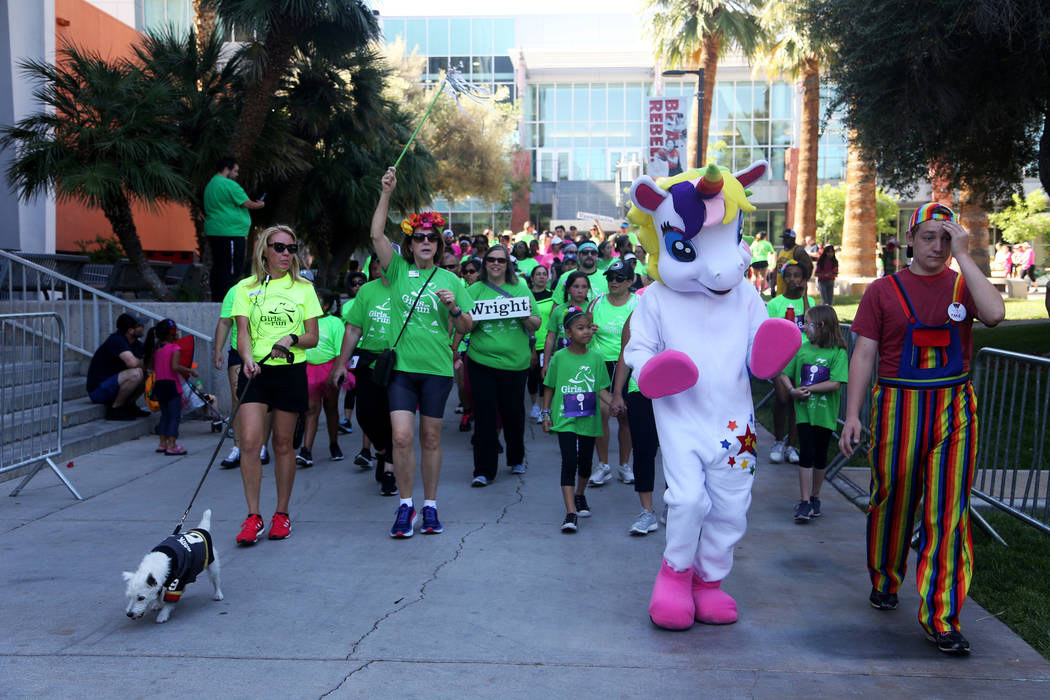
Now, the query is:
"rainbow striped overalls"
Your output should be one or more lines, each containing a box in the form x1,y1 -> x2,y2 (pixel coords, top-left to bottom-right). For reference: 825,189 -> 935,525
867,273 -> 977,635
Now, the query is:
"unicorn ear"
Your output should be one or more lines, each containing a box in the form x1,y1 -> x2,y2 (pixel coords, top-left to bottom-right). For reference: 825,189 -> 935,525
630,176 -> 669,214
734,160 -> 768,188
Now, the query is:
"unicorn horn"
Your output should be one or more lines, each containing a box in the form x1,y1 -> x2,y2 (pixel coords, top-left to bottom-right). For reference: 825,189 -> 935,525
697,163 -> 724,198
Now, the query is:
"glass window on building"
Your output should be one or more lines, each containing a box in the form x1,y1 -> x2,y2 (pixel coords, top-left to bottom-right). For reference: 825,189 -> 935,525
450,18 -> 470,55
471,18 -> 493,55
405,19 -> 427,54
428,19 -> 449,56
140,0 -> 191,34
494,18 -> 515,52
382,19 -> 406,44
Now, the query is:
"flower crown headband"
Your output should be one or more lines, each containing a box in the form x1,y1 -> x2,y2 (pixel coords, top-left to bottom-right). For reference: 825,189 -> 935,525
401,211 -> 446,235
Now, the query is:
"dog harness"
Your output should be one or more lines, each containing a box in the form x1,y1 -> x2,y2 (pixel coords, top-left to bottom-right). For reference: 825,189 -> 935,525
152,528 -> 214,602
879,272 -> 967,388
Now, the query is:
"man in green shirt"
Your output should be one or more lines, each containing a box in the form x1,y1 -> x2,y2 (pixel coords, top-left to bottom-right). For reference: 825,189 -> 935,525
203,156 -> 265,300
553,241 -> 608,304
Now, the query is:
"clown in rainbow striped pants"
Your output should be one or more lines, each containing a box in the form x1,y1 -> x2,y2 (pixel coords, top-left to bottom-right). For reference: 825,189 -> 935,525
867,379 -> 978,636
841,201 -> 1005,654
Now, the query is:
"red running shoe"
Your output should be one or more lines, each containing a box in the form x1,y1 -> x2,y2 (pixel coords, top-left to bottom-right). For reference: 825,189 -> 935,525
236,513 -> 264,545
268,512 -> 291,540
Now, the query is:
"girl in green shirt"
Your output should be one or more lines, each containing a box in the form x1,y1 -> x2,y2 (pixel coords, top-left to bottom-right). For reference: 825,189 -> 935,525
542,270 -> 592,381
542,308 -> 612,533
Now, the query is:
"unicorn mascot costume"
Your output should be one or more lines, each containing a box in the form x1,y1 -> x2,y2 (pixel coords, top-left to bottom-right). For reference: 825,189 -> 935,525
624,162 -> 801,630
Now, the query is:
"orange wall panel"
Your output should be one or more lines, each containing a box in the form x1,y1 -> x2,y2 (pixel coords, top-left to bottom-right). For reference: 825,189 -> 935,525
54,0 -> 197,256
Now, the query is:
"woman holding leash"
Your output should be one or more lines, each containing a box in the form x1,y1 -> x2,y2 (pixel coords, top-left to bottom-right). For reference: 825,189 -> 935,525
371,167 -> 473,539
231,225 -> 322,545
459,244 -> 541,486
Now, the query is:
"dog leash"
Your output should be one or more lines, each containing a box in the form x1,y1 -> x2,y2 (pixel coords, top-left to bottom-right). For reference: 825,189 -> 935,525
172,347 -> 291,535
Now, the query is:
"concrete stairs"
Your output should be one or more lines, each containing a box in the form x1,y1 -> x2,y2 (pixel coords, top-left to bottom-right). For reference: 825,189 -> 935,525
0,349 -> 155,486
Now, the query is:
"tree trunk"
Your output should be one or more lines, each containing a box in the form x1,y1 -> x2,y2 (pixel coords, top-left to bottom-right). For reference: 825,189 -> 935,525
793,58 -> 820,240
686,34 -> 720,171
958,185 -> 992,276
193,1 -> 217,44
928,160 -> 953,208
102,198 -> 175,301
189,200 -> 212,300
227,23 -> 303,180
840,135 -> 877,278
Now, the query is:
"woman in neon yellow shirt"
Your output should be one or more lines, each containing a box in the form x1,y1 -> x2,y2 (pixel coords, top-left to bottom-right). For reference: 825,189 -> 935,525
231,225 -> 321,544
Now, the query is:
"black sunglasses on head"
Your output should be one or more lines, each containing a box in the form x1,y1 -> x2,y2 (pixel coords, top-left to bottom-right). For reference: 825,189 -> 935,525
412,232 -> 440,242
267,242 -> 299,254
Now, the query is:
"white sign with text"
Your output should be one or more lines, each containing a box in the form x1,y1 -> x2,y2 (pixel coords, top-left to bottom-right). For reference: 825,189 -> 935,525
470,296 -> 532,321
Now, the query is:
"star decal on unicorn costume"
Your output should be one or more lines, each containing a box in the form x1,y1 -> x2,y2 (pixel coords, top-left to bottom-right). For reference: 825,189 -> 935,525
624,161 -> 802,632
735,425 -> 757,456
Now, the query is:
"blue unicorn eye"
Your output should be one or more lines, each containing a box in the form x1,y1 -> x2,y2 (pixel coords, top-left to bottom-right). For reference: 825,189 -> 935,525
663,229 -> 696,263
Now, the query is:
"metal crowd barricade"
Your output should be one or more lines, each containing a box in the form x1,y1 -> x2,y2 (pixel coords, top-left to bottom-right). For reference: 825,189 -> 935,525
971,348 -> 1050,535
825,323 -> 875,483
0,312 -> 81,499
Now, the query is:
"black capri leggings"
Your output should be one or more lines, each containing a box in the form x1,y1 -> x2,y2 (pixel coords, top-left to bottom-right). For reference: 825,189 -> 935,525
796,422 -> 832,471
527,357 -> 542,397
626,391 -> 658,493
557,431 -> 595,487
353,355 -> 392,460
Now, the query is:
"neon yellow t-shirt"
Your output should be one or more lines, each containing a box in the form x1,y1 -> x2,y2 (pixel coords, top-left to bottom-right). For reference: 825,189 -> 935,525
305,314 -> 345,365
230,274 -> 322,365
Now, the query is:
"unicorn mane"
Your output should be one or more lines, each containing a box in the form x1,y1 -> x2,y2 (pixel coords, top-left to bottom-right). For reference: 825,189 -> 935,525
628,166 -> 758,284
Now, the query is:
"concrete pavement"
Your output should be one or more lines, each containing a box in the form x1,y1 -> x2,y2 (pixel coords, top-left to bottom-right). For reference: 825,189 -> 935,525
2,404 -> 1048,698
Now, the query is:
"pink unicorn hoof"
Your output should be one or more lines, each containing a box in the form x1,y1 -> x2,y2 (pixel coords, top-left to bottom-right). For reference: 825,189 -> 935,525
638,351 -> 698,399
692,575 -> 738,625
648,559 -> 695,630
749,318 -> 802,379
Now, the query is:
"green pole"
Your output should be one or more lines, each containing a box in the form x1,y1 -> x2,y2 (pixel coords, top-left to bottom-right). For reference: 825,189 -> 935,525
393,80 -> 446,168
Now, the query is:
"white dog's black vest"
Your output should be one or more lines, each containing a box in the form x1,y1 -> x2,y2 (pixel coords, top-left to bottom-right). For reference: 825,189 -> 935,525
152,528 -> 214,602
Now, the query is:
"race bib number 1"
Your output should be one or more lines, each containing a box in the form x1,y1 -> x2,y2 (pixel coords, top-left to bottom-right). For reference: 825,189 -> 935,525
800,363 -> 830,387
563,391 -> 597,417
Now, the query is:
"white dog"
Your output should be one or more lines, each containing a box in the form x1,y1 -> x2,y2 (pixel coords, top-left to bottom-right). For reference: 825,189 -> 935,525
123,509 -> 223,623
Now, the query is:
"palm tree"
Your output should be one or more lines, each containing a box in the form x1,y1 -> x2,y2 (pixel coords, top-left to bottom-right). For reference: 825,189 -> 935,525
0,46 -> 188,300
133,27 -> 245,298
755,1 -> 830,241
839,133 -> 877,278
643,0 -> 765,170
202,0 -> 379,184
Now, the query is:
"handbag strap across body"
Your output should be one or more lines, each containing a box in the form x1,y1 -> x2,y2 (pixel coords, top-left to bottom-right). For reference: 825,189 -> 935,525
390,265 -> 440,350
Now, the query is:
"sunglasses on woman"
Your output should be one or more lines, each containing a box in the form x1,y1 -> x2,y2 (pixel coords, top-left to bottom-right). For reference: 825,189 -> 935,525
412,232 -> 440,242
485,257 -> 508,264
267,242 -> 299,254
462,268 -> 478,275
608,274 -> 632,283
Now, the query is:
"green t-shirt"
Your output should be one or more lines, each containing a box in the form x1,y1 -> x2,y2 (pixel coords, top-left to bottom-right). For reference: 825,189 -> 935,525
347,279 -> 393,354
203,174 -> 250,237
543,346 -> 610,437
750,238 -> 774,263
782,344 -> 848,430
340,296 -> 355,324
230,274 -> 322,365
533,290 -> 555,352
517,258 -> 539,278
383,255 -> 471,377
465,279 -> 537,371
305,313 -> 344,365
553,269 -> 608,305
220,284 -> 239,350
590,293 -> 637,362
766,294 -> 816,345
596,257 -> 613,272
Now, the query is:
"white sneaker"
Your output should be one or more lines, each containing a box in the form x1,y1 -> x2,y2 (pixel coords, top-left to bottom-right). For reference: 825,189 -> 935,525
617,463 -> 635,484
629,509 -> 659,535
529,404 -> 542,421
786,445 -> 800,464
769,440 -> 785,463
220,446 -> 240,469
589,463 -> 612,486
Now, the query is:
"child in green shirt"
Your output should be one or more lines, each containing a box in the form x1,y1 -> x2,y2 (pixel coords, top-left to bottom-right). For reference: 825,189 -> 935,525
542,307 -> 612,533
776,305 -> 848,523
